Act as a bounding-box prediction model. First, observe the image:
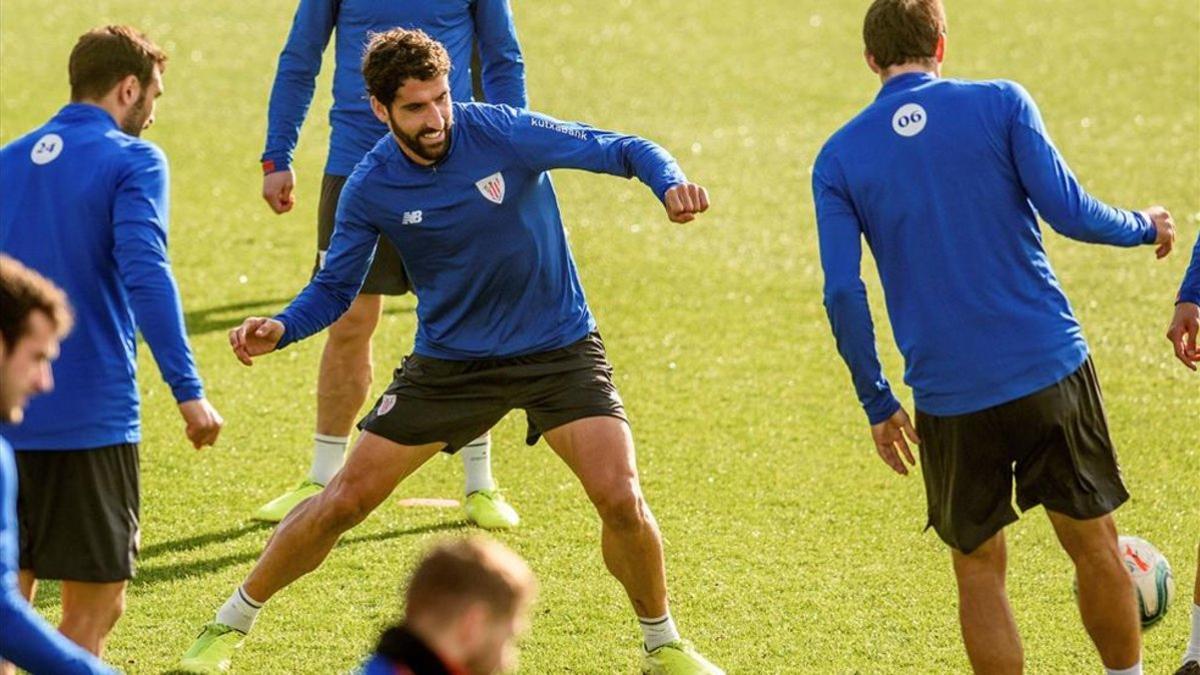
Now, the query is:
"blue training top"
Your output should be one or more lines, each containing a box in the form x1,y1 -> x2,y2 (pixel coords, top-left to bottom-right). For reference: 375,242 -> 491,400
1180,238 -> 1200,305
262,0 -> 527,177
0,435 -> 113,673
813,73 -> 1155,423
275,102 -> 686,359
0,104 -> 204,450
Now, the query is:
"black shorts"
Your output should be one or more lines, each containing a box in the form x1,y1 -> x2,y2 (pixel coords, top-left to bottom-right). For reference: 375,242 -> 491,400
358,332 -> 627,453
916,358 -> 1129,554
314,173 -> 411,296
16,443 -> 140,582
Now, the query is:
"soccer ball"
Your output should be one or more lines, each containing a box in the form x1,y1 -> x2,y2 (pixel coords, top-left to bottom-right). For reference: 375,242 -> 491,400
1119,535 -> 1175,628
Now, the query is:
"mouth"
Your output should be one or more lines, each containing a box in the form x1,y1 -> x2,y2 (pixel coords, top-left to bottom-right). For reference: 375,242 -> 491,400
420,129 -> 445,144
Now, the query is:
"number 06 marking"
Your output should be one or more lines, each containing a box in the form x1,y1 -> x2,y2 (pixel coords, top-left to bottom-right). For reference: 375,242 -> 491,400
892,103 -> 928,137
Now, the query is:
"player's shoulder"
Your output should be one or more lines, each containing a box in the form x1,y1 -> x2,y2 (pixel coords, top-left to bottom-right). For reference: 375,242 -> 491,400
454,101 -> 523,132
110,133 -> 168,170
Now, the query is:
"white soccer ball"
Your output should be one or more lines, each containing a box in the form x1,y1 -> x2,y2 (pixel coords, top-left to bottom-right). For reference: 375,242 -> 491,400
1119,535 -> 1175,628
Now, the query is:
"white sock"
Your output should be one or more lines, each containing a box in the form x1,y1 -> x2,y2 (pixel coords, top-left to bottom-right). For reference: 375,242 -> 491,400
461,434 -> 495,495
1105,663 -> 1141,675
309,433 -> 348,485
1185,603 -> 1200,664
639,612 -> 680,652
215,586 -> 262,634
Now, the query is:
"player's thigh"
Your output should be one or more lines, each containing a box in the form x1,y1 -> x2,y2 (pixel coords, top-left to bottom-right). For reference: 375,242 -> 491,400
543,416 -> 639,502
17,570 -> 35,601
60,580 -> 127,621
325,431 -> 443,513
327,293 -> 383,343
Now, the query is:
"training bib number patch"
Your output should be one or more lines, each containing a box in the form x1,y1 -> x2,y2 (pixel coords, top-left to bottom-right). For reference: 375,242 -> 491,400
30,133 -> 64,165
892,103 -> 927,137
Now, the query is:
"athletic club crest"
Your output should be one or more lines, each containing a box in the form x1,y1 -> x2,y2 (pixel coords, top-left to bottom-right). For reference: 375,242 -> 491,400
377,394 -> 396,416
475,172 -> 505,204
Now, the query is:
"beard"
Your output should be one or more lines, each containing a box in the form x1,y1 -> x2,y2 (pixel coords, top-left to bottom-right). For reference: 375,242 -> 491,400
120,92 -> 152,136
387,114 -> 452,163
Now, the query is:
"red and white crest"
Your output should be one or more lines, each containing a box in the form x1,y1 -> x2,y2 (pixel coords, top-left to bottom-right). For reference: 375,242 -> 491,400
377,394 -> 396,416
475,172 -> 505,204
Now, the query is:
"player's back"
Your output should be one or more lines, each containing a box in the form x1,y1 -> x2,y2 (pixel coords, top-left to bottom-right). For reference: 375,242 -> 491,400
816,73 -> 1087,414
0,103 -> 165,444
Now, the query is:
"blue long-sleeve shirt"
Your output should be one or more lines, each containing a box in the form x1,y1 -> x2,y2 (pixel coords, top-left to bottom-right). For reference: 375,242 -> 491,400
262,0 -> 527,177
813,73 -> 1155,422
275,103 -> 686,359
0,104 -> 204,450
1180,238 -> 1200,305
0,435 -> 114,673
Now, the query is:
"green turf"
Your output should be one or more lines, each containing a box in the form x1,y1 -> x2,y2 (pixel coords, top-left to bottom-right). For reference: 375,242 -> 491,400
2,0 -> 1198,672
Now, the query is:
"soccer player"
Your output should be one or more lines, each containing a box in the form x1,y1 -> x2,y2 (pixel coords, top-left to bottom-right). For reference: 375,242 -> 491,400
182,29 -> 721,674
813,2 -> 1176,674
0,26 -> 223,657
254,0 -> 529,530
0,256 -> 113,675
360,537 -> 536,675
1166,237 -> 1199,675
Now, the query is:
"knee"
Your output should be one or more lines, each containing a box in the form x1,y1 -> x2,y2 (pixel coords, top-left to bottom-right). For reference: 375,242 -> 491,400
328,300 -> 379,348
953,534 -> 1007,581
61,594 -> 124,639
592,480 -> 651,533
316,484 -> 374,532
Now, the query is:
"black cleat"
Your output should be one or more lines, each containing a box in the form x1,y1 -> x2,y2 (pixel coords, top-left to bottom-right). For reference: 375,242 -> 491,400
1175,661 -> 1200,675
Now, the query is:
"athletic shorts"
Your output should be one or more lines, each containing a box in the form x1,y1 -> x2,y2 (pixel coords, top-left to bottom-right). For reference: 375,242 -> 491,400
16,443 -> 140,582
358,332 -> 627,454
314,173 -> 411,296
915,357 -> 1129,554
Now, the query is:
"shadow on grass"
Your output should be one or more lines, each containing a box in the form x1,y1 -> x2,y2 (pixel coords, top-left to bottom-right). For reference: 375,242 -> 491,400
184,296 -> 413,336
130,519 -> 469,588
140,522 -> 272,560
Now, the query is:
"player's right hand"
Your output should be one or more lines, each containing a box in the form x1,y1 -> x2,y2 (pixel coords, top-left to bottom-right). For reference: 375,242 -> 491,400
870,407 -> 920,476
1166,302 -> 1200,371
229,316 -> 285,366
664,182 -> 710,223
1143,205 -> 1175,259
263,169 -> 296,214
178,398 -> 223,449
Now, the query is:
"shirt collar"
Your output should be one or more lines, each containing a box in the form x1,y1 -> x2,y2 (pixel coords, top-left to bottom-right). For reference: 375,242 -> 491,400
53,103 -> 120,129
875,71 -> 937,101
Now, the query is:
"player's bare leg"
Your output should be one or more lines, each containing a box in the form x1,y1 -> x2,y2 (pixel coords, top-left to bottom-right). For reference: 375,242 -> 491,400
316,294 -> 381,441
1047,511 -> 1140,671
951,531 -> 1023,675
543,416 -> 666,617
247,432 -> 441,601
59,581 -> 126,656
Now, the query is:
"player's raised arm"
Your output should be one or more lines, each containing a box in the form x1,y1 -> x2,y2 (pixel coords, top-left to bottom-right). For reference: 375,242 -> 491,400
1007,82 -> 1175,256
507,110 -> 709,223
233,176 -> 382,364
471,0 -> 528,108
812,149 -> 917,475
260,0 -> 338,213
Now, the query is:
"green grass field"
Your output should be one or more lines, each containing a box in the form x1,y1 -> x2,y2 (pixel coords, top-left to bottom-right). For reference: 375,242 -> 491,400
2,0 -> 1199,672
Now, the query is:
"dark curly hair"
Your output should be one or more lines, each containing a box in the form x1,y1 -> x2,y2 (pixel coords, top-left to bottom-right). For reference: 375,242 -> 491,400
362,28 -> 451,107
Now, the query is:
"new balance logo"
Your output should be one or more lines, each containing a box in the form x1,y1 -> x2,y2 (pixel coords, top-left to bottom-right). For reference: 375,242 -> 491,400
402,210 -> 423,225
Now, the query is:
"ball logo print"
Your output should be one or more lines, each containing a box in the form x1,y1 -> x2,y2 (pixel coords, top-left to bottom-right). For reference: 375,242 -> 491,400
892,104 -> 927,137
30,133 -> 64,165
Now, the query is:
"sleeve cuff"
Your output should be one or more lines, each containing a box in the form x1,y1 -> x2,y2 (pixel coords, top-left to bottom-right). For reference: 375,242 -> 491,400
261,155 -> 292,175
1137,211 -> 1157,245
1177,290 -> 1200,306
171,382 -> 205,404
272,315 -> 295,350
865,395 -> 902,425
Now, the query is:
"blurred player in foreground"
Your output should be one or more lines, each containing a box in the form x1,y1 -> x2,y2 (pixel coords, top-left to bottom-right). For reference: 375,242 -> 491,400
361,538 -> 535,675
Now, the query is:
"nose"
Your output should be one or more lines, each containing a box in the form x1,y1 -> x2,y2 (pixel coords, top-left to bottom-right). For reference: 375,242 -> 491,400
425,105 -> 445,131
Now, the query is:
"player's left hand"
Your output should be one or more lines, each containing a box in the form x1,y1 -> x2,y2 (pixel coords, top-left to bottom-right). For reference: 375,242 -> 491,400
870,407 -> 920,476
1166,301 -> 1200,371
1142,205 -> 1175,259
664,183 -> 710,223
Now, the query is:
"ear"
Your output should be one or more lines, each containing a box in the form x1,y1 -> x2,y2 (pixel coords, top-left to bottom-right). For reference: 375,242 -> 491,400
115,74 -> 141,107
934,34 -> 946,64
369,96 -> 391,125
864,49 -> 882,75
